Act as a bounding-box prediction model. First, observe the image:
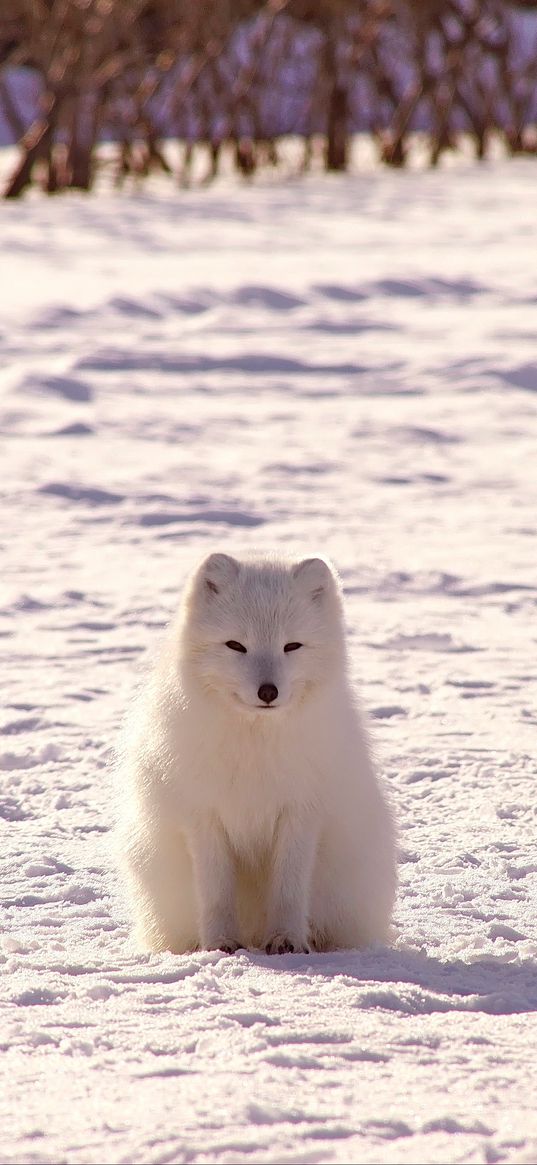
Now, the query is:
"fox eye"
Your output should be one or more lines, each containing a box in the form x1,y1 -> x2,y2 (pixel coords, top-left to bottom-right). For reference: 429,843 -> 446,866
226,640 -> 247,653
284,642 -> 303,653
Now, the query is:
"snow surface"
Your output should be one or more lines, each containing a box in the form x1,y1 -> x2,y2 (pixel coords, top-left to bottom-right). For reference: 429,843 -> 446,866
1,157 -> 537,1165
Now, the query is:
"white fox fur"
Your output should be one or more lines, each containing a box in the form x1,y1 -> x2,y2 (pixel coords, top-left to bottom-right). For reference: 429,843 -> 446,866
118,552 -> 397,955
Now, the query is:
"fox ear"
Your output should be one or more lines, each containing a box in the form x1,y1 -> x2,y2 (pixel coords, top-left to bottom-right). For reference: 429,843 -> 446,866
293,556 -> 334,600
200,552 -> 239,596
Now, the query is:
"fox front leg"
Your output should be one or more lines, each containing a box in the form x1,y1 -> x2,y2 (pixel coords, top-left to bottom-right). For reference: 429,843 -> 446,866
189,816 -> 241,953
264,810 -> 319,955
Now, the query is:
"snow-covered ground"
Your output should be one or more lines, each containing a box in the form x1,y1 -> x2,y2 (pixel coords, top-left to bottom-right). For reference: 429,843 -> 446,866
1,156 -> 537,1165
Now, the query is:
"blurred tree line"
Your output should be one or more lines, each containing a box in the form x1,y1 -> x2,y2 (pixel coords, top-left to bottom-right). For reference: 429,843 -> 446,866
0,0 -> 535,197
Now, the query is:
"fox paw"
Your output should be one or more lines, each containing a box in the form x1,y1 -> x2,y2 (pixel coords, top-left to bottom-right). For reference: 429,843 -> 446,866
217,937 -> 242,955
204,936 -> 241,955
265,934 -> 310,956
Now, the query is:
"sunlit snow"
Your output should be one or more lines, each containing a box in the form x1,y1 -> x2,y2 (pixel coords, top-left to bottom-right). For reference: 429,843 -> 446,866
1,156 -> 537,1165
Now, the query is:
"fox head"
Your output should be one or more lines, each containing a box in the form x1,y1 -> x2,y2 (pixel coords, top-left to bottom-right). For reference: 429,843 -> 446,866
179,552 -> 347,716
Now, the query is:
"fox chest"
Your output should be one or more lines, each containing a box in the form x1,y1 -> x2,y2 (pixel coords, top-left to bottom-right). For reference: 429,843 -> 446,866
212,760 -> 289,852
180,741 -> 297,852
168,723 -> 315,851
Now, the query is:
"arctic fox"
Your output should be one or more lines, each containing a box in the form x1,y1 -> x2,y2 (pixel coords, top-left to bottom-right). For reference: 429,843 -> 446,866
118,552 -> 397,955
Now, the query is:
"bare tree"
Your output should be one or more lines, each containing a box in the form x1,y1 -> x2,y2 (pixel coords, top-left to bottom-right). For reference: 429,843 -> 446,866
0,0 -> 535,196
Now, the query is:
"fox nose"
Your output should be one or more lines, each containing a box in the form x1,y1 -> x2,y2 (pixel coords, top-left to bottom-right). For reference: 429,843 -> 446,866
258,682 -> 278,705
